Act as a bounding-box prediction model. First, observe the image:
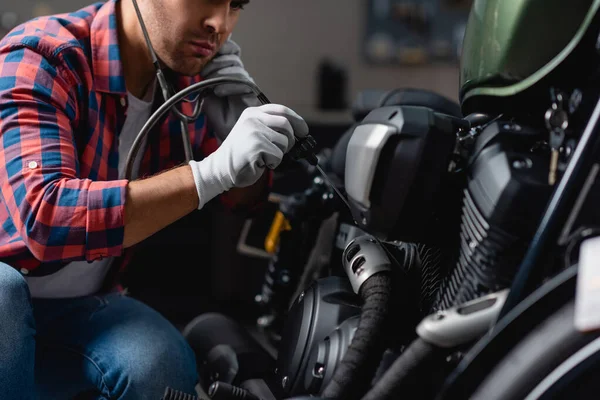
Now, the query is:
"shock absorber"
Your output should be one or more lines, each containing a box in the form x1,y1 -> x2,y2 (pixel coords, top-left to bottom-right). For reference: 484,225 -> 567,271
255,174 -> 340,340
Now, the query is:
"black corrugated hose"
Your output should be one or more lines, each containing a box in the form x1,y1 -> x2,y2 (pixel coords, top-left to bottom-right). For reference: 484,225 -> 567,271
321,272 -> 393,400
360,338 -> 445,400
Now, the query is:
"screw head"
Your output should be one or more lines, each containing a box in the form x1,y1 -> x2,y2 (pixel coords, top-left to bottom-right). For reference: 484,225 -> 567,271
314,365 -> 325,378
570,89 -> 583,114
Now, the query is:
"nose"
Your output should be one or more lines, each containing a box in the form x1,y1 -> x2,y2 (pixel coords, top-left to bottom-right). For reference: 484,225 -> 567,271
203,4 -> 230,35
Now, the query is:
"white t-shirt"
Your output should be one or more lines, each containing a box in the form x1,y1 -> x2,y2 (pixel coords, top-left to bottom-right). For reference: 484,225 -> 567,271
26,81 -> 156,299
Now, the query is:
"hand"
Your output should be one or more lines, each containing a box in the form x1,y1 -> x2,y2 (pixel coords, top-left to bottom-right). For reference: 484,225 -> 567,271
201,38 -> 261,143
189,104 -> 309,209
201,39 -> 254,97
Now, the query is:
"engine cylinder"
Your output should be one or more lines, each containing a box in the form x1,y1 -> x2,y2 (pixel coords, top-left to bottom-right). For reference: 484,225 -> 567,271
435,122 -> 554,310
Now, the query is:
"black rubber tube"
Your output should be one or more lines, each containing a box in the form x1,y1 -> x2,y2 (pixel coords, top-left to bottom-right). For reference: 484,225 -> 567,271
321,273 -> 392,400
360,338 -> 444,400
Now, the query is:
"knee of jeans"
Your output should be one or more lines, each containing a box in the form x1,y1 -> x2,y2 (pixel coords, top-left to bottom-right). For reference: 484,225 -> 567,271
0,262 -> 31,310
111,331 -> 199,399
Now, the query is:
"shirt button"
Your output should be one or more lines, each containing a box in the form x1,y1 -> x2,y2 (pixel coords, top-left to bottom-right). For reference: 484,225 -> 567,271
120,97 -> 127,107
20,268 -> 29,275
28,161 -> 38,169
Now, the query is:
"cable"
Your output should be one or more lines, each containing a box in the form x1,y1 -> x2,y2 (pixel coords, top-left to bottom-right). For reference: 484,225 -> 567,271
321,273 -> 393,400
124,76 -> 268,180
360,338 -> 445,400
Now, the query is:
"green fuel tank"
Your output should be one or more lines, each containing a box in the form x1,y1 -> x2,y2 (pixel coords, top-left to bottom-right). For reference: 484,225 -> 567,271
460,0 -> 600,113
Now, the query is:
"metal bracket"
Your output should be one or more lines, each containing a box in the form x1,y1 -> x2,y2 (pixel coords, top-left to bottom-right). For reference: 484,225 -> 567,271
417,290 -> 509,348
235,193 -> 288,260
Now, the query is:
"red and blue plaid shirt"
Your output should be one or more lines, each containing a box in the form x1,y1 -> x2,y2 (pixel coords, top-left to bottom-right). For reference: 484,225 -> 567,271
0,0 -> 240,277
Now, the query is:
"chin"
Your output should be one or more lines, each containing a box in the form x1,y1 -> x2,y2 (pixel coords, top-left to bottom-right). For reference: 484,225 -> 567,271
167,58 -> 209,77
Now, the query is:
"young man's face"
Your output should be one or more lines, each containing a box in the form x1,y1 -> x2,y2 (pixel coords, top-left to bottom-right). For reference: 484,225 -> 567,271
142,0 -> 248,76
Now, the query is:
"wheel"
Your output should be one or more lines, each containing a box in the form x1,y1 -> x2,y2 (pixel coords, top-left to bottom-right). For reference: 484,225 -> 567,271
471,300 -> 600,400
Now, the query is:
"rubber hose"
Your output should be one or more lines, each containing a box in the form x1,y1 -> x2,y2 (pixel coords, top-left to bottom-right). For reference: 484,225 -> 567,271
360,338 -> 443,400
321,273 -> 392,400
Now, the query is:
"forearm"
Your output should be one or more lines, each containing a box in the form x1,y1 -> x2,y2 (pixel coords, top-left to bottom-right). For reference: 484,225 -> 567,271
123,165 -> 198,248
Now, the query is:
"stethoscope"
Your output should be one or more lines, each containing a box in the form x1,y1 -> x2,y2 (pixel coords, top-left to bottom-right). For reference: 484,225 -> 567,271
131,0 -> 204,163
124,0 -> 315,182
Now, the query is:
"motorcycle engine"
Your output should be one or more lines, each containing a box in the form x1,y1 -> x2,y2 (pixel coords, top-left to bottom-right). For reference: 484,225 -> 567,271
343,106 -> 555,311
434,121 -> 554,310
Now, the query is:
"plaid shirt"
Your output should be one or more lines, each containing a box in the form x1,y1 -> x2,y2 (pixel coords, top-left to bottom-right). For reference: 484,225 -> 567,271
0,0 -> 248,277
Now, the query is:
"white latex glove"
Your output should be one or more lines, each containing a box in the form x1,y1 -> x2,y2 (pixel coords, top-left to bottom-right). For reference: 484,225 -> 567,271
190,104 -> 309,209
201,39 -> 254,97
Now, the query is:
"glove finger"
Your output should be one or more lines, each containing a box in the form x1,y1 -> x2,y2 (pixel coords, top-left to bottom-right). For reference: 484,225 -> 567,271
209,54 -> 246,71
213,84 -> 255,97
258,104 -> 310,138
257,113 -> 295,153
217,65 -> 251,79
217,38 -> 242,57
201,56 -> 245,78
259,141 -> 285,169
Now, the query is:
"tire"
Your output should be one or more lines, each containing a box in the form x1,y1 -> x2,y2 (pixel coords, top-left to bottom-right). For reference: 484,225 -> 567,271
471,300 -> 600,400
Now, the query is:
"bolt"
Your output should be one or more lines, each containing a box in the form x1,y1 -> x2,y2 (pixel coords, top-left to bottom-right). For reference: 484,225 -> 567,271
362,217 -> 367,225
570,89 -> 583,114
512,157 -> 532,170
282,376 -> 289,389
281,274 -> 290,284
257,316 -> 272,327
254,294 -> 263,303
314,365 -> 325,378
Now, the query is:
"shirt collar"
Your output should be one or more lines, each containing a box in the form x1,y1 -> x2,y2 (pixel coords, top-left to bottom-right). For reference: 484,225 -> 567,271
90,0 -> 126,95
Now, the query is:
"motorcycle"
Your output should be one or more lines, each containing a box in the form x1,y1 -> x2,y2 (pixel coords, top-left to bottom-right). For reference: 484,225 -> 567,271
174,0 -> 600,399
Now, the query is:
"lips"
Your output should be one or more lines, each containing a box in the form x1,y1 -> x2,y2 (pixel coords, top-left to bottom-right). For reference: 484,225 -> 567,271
189,40 -> 216,57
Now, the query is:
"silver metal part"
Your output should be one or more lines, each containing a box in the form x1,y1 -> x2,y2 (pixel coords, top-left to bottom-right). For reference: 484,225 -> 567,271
417,290 -> 509,348
336,223 -> 366,250
342,235 -> 393,294
345,123 -> 399,209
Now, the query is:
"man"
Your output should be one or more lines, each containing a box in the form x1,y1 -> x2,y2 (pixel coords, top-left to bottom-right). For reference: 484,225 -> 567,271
0,0 -> 308,398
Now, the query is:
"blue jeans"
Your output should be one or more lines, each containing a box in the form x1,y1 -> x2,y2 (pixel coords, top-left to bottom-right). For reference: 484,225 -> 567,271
0,263 -> 199,399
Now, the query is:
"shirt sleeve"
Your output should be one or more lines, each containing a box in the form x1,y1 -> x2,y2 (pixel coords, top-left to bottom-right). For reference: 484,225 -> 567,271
0,45 -> 128,265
